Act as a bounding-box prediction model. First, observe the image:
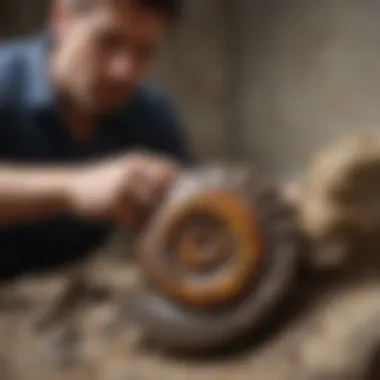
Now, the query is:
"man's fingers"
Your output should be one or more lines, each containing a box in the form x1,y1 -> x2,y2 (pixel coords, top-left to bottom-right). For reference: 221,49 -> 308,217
113,155 -> 181,229
131,153 -> 180,179
128,157 -> 180,201
126,168 -> 175,206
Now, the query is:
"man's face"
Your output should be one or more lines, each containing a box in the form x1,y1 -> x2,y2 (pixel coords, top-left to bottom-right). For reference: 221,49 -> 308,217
51,0 -> 167,113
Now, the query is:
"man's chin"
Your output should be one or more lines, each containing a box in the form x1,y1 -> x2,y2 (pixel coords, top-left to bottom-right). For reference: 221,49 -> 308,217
85,96 -> 131,115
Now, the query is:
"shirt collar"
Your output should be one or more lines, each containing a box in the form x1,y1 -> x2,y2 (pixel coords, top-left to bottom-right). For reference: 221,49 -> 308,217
24,29 -> 56,112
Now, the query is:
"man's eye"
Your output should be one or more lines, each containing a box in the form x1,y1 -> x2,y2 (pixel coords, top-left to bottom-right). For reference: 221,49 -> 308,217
97,32 -> 124,51
135,45 -> 156,62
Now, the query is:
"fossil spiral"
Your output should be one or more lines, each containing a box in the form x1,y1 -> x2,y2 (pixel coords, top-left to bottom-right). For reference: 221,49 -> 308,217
133,165 -> 300,351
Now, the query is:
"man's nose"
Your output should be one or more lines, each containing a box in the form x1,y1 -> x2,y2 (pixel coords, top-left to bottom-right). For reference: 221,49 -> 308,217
109,54 -> 134,81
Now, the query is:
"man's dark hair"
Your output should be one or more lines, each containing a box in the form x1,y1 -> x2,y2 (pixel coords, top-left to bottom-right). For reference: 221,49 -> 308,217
68,0 -> 182,22
131,0 -> 182,22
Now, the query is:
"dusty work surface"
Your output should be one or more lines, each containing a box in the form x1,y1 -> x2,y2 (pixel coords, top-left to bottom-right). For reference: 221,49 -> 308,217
0,238 -> 379,380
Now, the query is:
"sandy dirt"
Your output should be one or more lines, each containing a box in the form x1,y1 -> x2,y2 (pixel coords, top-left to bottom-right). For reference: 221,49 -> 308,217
0,233 -> 379,380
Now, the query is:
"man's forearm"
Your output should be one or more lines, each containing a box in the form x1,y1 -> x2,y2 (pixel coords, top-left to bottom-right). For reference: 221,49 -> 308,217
0,164 -> 76,225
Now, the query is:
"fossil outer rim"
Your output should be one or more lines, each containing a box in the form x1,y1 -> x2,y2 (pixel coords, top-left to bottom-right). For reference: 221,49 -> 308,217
133,167 -> 300,350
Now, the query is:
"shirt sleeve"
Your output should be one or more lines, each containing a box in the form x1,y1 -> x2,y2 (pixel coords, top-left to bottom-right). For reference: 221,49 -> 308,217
0,46 -> 20,159
0,109 -> 12,158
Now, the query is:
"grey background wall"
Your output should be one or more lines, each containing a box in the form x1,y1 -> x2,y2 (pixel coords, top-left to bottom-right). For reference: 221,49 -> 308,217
238,0 -> 380,180
1,0 -> 380,180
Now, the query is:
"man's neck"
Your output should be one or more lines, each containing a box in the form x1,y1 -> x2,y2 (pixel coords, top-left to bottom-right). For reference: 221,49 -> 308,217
62,100 -> 99,144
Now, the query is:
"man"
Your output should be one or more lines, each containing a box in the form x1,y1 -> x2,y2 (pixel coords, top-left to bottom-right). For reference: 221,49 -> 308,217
0,0 -> 192,278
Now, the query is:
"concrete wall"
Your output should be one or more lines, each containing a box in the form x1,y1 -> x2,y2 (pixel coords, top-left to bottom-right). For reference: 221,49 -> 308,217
151,0 -> 231,160
239,0 -> 380,180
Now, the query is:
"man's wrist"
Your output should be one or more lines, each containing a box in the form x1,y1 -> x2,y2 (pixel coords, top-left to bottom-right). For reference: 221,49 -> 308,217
0,165 -> 81,217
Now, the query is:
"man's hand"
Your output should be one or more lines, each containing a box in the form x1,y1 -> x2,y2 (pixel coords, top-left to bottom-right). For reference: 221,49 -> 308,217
67,153 -> 179,227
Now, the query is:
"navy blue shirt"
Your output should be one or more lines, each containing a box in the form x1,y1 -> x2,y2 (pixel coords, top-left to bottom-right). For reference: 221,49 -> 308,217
0,33 -> 192,278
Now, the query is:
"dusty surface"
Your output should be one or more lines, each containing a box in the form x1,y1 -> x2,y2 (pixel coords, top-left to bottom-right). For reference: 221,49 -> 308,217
4,134 -> 380,380
0,235 -> 379,380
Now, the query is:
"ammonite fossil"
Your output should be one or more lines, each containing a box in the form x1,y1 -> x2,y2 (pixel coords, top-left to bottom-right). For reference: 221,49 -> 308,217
132,165 -> 301,351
